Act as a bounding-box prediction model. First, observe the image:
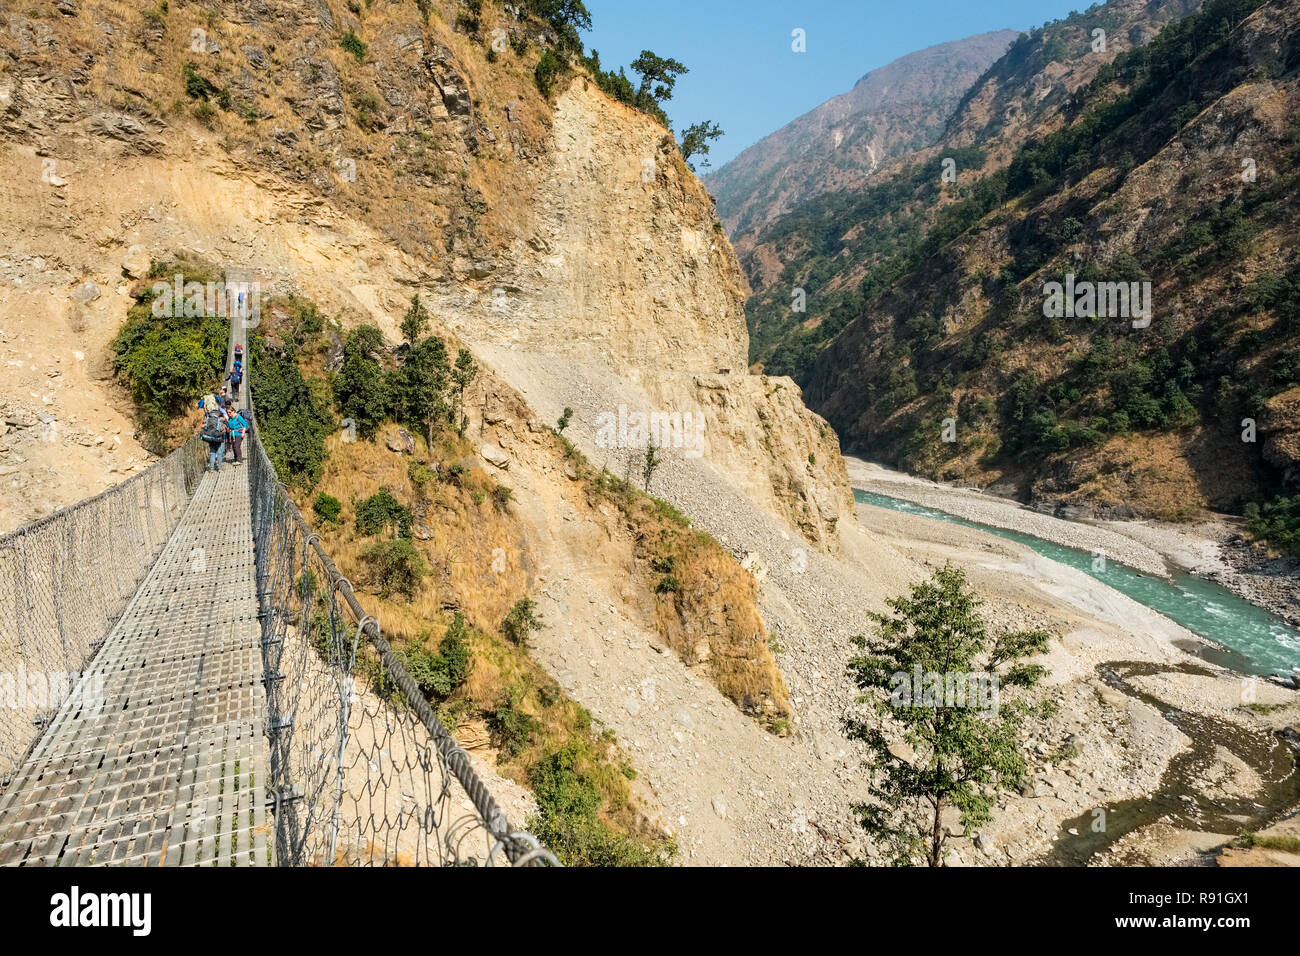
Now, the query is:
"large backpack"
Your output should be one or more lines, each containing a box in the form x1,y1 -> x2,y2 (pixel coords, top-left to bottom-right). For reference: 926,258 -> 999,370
200,408 -> 226,443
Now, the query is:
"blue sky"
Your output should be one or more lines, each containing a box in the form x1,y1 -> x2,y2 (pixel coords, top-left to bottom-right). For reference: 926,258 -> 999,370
582,0 -> 1095,169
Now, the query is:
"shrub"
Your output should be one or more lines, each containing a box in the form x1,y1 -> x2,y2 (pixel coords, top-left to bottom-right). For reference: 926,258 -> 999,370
279,294 -> 325,346
490,483 -> 515,512
655,574 -> 680,594
112,274 -> 229,452
502,596 -> 543,644
526,739 -> 670,866
340,29 -> 367,62
404,613 -> 473,699
192,101 -> 217,127
355,488 -> 412,538
361,538 -> 426,599
182,62 -> 216,100
534,49 -> 563,97
312,492 -> 342,523
488,686 -> 539,757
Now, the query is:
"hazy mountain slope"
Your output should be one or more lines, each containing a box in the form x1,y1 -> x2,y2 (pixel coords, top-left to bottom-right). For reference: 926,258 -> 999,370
805,0 -> 1300,523
704,30 -> 1017,250
742,0 -> 1203,381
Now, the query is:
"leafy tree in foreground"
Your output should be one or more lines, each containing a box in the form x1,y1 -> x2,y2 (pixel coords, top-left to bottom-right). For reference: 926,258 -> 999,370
844,563 -> 1050,866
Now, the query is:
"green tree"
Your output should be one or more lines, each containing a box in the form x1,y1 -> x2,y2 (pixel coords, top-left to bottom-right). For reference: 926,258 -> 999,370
400,294 -> 431,348
679,120 -> 723,171
388,335 -> 451,448
844,564 -> 1050,866
641,436 -> 662,492
556,407 -> 573,433
629,50 -> 687,124
526,0 -> 591,53
451,347 -> 478,436
250,335 -> 335,484
630,50 -> 687,104
333,325 -> 387,438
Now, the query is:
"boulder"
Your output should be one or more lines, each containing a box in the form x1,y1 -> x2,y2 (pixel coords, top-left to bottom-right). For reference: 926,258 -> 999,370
241,44 -> 269,70
480,443 -> 509,469
88,112 -> 163,153
740,551 -> 769,584
3,409 -> 37,428
121,245 -> 150,279
386,428 -> 415,455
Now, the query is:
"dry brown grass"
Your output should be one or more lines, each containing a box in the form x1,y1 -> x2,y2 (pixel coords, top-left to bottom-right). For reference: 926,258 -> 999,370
643,526 -> 792,727
291,424 -> 654,841
298,426 -> 527,638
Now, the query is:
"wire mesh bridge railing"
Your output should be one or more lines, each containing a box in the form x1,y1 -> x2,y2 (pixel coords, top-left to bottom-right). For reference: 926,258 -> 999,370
0,305 -> 555,866
0,436 -> 205,789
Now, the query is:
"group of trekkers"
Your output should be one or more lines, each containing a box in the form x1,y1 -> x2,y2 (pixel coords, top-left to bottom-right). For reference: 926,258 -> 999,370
199,344 -> 249,473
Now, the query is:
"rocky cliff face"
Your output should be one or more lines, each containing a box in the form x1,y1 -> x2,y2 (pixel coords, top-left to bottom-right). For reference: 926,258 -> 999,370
0,0 -> 851,545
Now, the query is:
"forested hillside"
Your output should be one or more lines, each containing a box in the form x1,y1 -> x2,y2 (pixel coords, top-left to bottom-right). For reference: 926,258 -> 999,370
743,0 -> 1202,382
804,0 -> 1300,539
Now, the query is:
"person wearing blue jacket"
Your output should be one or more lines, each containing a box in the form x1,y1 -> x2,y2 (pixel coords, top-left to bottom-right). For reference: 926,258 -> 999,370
226,409 -> 248,466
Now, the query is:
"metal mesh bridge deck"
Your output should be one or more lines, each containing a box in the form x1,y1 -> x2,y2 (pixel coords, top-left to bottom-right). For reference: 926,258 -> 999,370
0,465 -> 269,866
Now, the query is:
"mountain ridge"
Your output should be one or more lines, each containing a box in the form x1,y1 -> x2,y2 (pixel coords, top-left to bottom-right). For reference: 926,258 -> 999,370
704,29 -> 1018,250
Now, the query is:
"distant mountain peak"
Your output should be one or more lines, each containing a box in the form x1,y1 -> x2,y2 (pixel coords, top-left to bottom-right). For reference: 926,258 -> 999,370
705,29 -> 1018,244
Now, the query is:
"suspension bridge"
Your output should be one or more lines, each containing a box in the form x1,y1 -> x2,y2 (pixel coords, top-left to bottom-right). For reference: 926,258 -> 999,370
0,309 -> 554,866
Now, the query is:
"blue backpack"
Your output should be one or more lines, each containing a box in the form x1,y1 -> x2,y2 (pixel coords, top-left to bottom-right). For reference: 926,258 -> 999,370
200,408 -> 227,443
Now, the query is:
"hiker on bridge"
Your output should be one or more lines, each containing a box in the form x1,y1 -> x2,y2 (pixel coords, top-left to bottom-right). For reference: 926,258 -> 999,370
226,407 -> 247,466
200,400 -> 229,472
226,364 -> 243,402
